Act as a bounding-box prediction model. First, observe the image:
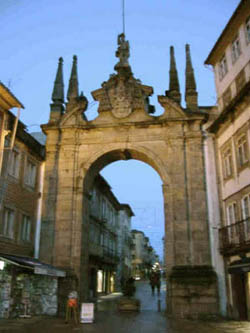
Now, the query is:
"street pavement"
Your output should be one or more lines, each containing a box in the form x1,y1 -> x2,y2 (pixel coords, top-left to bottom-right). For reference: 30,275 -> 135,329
1,280 -> 250,332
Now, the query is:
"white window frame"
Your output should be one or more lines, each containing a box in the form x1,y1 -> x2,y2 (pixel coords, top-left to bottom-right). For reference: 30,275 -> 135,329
245,16 -> 250,44
227,202 -> 237,226
218,55 -> 228,80
222,147 -> 233,179
241,194 -> 250,239
2,207 -> 15,239
20,214 -> 31,242
242,194 -> 250,220
236,134 -> 249,168
231,35 -> 241,64
25,159 -> 37,188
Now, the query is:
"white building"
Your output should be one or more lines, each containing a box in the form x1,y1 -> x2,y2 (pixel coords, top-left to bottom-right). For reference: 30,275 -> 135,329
205,0 -> 250,320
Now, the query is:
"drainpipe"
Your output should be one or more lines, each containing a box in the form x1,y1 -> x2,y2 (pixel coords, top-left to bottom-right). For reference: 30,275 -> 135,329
34,162 -> 45,259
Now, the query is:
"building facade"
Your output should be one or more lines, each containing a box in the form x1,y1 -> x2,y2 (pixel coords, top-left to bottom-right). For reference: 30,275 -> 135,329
0,83 -> 66,318
205,0 -> 250,320
131,229 -> 158,279
0,82 -> 44,258
88,175 -> 120,298
116,204 -> 134,289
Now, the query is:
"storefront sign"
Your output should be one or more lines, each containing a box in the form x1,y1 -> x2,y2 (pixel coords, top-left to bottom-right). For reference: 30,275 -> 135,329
34,267 -> 65,277
80,303 -> 94,323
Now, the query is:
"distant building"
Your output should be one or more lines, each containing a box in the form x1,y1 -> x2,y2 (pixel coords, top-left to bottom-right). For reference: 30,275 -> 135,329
131,229 -> 158,279
205,0 -> 250,320
116,204 -> 134,288
88,175 -> 134,297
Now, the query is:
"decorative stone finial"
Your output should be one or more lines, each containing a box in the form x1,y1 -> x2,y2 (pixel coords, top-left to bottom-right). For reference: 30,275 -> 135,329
52,57 -> 64,103
67,55 -> 79,101
185,44 -> 198,110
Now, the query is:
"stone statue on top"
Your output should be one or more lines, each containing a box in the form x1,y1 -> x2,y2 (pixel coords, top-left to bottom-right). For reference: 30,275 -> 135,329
115,33 -> 130,70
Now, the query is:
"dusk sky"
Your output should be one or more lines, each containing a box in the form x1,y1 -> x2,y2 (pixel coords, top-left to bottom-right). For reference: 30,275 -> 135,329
1,0 -> 240,258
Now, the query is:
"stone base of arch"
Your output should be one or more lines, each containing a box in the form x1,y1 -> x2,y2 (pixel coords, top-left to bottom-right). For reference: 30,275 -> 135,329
167,265 -> 219,319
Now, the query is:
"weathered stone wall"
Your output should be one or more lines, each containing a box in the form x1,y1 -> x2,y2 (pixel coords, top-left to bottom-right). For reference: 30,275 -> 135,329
0,268 -> 58,318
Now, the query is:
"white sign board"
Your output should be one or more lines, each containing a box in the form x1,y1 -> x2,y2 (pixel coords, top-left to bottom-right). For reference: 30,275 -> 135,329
80,303 -> 94,323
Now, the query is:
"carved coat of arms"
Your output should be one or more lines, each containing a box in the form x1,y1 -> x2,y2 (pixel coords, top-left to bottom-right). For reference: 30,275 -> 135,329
109,79 -> 133,119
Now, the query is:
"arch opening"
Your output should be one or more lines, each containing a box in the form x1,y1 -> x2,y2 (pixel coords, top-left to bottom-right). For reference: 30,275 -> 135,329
81,148 -> 166,308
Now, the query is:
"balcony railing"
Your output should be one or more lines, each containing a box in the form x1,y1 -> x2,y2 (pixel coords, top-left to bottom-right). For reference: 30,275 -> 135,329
219,218 -> 250,254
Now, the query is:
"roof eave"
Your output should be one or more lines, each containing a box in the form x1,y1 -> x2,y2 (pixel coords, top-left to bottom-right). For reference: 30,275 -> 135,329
0,82 -> 24,109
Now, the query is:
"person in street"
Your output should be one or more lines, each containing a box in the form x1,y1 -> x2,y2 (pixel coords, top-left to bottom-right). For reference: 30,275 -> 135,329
65,284 -> 79,325
149,270 -> 161,296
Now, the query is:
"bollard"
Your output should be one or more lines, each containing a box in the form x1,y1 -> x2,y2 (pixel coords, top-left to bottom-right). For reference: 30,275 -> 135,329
157,299 -> 161,312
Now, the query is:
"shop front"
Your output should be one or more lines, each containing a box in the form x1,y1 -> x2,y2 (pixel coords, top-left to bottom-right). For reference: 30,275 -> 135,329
0,253 -> 65,318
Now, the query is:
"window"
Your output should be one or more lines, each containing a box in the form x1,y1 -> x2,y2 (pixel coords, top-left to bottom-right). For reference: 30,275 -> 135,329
222,87 -> 232,107
222,147 -> 233,179
235,69 -> 246,92
236,135 -> 249,168
231,36 -> 241,63
227,203 -> 237,225
9,150 -> 20,178
20,215 -> 31,242
25,160 -> 37,187
218,55 -> 228,80
245,16 -> 250,44
1,208 -> 15,238
242,195 -> 250,220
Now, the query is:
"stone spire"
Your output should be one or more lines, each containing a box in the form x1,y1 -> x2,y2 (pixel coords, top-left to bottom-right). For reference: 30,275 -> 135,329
185,44 -> 198,111
52,57 -> 64,103
49,57 -> 65,122
67,55 -> 79,101
167,46 -> 181,104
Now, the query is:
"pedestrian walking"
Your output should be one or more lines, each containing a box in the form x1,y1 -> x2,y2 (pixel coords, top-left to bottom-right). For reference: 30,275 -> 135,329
149,270 -> 161,296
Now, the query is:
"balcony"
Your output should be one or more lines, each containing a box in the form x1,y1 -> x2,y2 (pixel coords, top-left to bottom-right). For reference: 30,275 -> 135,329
219,218 -> 250,255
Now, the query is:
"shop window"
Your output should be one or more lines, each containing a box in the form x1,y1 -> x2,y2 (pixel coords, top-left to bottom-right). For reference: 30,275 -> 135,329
236,135 -> 249,169
25,159 -> 37,187
222,147 -> 233,179
245,16 -> 250,44
231,35 -> 241,64
20,215 -> 31,242
218,54 -> 228,80
1,207 -> 15,238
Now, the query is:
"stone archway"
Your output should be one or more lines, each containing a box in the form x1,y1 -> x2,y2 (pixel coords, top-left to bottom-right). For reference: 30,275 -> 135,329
40,36 -> 219,318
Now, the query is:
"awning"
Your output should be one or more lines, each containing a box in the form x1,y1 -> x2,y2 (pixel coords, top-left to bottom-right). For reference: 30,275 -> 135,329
228,258 -> 250,274
0,253 -> 66,277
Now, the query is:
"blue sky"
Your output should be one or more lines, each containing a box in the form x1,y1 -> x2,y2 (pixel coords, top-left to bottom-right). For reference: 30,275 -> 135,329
0,0 -> 240,259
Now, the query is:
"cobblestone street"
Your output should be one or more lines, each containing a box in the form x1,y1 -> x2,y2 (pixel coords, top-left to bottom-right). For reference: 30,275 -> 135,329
1,281 -> 250,332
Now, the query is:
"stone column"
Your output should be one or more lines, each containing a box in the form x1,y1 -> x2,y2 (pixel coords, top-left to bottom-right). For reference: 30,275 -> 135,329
165,129 -> 219,318
40,128 -> 61,264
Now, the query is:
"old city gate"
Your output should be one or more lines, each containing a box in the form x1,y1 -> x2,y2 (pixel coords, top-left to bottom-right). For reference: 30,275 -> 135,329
40,35 -> 218,318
